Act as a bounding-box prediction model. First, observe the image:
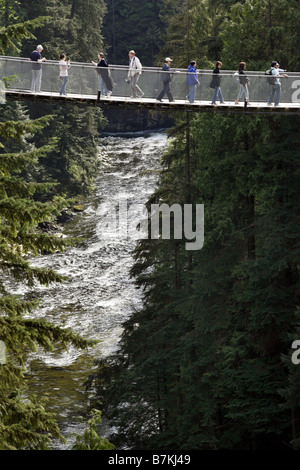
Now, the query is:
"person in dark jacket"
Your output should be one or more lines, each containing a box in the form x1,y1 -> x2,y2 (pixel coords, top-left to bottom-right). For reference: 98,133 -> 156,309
92,53 -> 113,98
186,60 -> 200,103
156,58 -> 175,102
29,44 -> 46,93
211,60 -> 225,105
235,61 -> 250,105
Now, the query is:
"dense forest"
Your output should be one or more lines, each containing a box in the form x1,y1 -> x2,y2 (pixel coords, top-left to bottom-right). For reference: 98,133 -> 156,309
0,0 -> 300,451
0,0 -> 109,450
94,0 -> 300,451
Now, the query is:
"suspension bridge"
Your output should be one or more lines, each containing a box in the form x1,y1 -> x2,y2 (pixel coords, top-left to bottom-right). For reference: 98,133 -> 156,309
1,56 -> 300,114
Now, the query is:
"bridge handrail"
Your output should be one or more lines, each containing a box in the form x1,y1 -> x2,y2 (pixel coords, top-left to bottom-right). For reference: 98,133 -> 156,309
1,55 -> 300,78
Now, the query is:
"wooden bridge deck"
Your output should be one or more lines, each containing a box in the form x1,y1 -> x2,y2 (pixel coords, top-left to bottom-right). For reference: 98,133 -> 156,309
5,89 -> 300,114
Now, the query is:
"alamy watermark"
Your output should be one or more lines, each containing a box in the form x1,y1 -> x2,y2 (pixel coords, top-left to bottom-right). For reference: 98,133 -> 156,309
291,340 -> 300,365
292,80 -> 300,103
96,201 -> 204,251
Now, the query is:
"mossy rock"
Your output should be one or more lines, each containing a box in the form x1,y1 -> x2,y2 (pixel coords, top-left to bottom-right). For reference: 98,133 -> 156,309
73,204 -> 85,212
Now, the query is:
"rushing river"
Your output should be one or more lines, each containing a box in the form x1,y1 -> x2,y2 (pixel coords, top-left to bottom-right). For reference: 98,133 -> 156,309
20,131 -> 167,448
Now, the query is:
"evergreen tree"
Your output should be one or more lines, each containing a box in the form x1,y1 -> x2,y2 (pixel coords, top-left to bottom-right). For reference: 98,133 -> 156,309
26,102 -> 107,198
158,0 -> 235,68
0,0 -> 24,27
0,13 -> 49,55
0,106 -> 97,450
19,0 -> 107,62
220,0 -> 300,70
71,408 -> 115,450
93,110 -> 300,450
0,19 -> 97,450
102,0 -> 164,65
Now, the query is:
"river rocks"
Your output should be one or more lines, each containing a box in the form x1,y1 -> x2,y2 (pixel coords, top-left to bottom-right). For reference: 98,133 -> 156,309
56,208 -> 75,224
73,204 -> 85,212
38,220 -> 62,233
38,209 -> 74,235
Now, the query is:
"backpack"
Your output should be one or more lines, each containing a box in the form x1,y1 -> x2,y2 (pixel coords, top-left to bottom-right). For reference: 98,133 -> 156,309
265,68 -> 276,85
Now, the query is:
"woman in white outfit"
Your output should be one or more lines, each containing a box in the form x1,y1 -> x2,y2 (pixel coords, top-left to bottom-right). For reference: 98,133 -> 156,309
59,53 -> 71,96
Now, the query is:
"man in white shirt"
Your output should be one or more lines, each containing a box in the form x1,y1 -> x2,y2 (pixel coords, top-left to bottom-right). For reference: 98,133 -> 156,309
127,50 -> 144,99
267,61 -> 288,106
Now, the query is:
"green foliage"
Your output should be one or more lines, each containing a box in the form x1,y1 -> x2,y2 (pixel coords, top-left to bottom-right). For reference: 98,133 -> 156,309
102,0 -> 164,65
220,0 -> 300,70
0,16 -> 99,450
158,0 -> 231,68
18,0 -> 107,62
26,103 -> 107,197
2,0 -> 300,453
0,105 -> 97,448
0,392 -> 63,450
71,408 -> 115,450
94,111 -> 300,450
0,16 -> 49,54
0,0 -> 23,27
159,0 -> 300,71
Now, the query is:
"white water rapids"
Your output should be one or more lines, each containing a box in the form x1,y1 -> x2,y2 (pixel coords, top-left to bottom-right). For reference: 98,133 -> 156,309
11,131 -> 168,448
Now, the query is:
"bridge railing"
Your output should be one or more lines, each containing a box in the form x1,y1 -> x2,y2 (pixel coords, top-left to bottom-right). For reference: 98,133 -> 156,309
1,56 -> 300,105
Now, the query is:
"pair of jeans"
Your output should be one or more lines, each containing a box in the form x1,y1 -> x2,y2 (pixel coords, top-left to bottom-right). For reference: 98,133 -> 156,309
186,84 -> 197,103
31,69 -> 42,92
60,76 -> 68,95
237,84 -> 249,101
268,83 -> 281,105
212,86 -> 224,104
98,76 -> 108,96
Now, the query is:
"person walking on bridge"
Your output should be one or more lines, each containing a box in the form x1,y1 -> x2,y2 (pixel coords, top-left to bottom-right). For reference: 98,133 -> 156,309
59,53 -> 71,96
235,61 -> 250,105
92,53 -> 113,100
210,61 -> 225,105
267,61 -> 288,107
127,50 -> 144,99
186,60 -> 200,103
29,45 -> 46,93
156,58 -> 175,102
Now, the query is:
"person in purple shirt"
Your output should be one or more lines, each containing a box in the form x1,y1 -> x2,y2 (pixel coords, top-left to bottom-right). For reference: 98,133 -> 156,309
29,45 -> 46,93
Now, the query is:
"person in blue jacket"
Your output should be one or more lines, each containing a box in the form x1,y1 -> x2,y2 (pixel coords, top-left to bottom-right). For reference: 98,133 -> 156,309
186,60 -> 200,103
